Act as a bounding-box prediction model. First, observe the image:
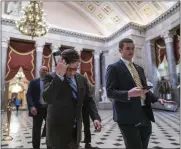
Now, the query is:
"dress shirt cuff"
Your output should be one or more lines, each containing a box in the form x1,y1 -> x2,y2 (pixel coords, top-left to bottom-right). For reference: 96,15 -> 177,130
56,73 -> 64,81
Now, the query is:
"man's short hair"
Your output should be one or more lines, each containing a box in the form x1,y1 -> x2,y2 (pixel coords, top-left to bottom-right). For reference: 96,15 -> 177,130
61,49 -> 80,64
119,38 -> 134,49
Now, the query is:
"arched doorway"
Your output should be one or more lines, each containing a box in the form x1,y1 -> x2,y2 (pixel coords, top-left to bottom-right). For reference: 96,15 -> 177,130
8,68 -> 29,110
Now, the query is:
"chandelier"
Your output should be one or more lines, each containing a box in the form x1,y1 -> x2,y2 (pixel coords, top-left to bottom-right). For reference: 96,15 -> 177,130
16,0 -> 48,39
15,71 -> 25,82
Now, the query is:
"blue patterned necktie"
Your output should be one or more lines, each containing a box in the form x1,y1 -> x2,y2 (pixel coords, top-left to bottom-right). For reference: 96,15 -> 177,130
67,77 -> 78,100
67,77 -> 77,128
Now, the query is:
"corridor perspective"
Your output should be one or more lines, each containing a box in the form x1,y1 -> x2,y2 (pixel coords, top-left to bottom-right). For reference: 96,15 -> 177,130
1,110 -> 180,149
1,1 -> 180,149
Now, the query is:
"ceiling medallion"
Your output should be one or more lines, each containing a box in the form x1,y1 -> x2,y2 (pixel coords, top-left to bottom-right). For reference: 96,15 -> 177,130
87,3 -> 96,12
15,0 -> 48,39
102,5 -> 113,15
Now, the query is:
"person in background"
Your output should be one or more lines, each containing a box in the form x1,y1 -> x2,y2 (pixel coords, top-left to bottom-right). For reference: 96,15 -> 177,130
106,38 -> 167,149
26,66 -> 48,149
15,98 -> 21,114
82,85 -> 99,149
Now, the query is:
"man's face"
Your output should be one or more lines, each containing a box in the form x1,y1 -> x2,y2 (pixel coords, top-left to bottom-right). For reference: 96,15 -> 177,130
66,61 -> 80,78
120,42 -> 135,61
39,66 -> 48,78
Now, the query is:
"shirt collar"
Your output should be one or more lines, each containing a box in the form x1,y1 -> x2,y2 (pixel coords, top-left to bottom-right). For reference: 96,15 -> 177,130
121,57 -> 132,65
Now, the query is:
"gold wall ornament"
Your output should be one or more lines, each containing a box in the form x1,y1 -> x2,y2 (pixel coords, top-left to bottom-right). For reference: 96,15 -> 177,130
15,0 -> 48,39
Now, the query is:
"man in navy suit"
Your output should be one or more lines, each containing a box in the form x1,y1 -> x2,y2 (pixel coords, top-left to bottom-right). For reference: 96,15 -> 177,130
105,38 -> 167,149
26,66 -> 48,149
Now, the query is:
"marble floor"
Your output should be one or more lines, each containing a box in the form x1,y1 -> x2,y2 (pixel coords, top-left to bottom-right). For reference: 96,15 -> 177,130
1,109 -> 180,149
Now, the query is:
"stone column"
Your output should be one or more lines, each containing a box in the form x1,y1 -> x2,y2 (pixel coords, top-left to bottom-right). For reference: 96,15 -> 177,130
145,40 -> 159,93
161,31 -> 179,103
93,50 -> 101,105
101,51 -> 108,87
75,47 -> 83,73
1,36 -> 10,111
51,44 -> 61,72
35,41 -> 45,77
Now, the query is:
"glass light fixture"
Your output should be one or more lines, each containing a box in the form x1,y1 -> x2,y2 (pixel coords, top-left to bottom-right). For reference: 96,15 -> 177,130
15,72 -> 25,82
15,0 -> 48,39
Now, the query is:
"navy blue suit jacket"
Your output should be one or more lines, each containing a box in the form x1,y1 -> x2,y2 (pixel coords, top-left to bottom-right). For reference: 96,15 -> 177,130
26,78 -> 41,116
105,59 -> 159,125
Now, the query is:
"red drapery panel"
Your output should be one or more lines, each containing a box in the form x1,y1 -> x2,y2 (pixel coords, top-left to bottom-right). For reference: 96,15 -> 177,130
155,38 -> 167,67
5,39 -> 35,82
42,44 -> 52,72
174,29 -> 180,65
80,50 -> 95,86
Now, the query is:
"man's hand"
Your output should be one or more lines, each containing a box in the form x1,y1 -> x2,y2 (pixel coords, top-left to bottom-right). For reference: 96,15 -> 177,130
30,107 -> 37,115
55,57 -> 68,77
128,87 -> 148,98
93,120 -> 102,132
158,99 -> 174,104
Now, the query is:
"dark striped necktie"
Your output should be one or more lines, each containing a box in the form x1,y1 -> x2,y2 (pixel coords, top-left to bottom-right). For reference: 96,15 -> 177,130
67,77 -> 78,128
67,77 -> 78,100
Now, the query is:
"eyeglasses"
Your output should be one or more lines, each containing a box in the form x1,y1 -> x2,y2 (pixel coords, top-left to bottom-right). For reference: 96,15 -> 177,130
67,66 -> 80,72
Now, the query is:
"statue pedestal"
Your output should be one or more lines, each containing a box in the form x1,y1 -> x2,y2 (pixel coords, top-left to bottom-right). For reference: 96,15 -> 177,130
98,101 -> 112,110
151,102 -> 178,112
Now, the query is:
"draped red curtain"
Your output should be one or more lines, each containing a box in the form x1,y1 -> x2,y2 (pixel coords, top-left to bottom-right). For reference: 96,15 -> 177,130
80,50 -> 95,86
173,29 -> 180,65
5,39 -> 36,82
155,38 -> 167,67
42,44 -> 52,72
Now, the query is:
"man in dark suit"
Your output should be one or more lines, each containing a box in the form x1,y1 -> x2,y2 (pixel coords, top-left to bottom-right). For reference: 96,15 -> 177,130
43,49 -> 102,149
82,103 -> 91,148
82,85 -> 99,149
26,66 -> 48,149
105,38 -> 167,149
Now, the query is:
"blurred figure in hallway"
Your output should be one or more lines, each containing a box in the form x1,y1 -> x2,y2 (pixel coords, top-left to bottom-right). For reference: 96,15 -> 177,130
26,66 -> 48,149
14,97 -> 21,114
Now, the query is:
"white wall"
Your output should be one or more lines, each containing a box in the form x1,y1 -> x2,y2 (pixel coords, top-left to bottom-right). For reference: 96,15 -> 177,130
43,2 -> 102,36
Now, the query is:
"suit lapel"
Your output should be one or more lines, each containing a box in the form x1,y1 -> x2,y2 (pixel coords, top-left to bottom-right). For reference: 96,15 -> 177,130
118,60 -> 136,86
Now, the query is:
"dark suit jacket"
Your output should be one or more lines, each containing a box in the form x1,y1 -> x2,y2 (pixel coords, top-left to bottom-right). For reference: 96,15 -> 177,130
105,59 -> 159,125
43,72 -> 101,149
26,78 -> 41,116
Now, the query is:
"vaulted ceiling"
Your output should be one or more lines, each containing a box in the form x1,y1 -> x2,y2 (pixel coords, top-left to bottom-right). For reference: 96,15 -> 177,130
1,1 -> 179,37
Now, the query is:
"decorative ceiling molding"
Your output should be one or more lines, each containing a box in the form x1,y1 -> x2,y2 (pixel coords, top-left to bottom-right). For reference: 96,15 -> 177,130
146,1 -> 180,29
1,1 -> 180,42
